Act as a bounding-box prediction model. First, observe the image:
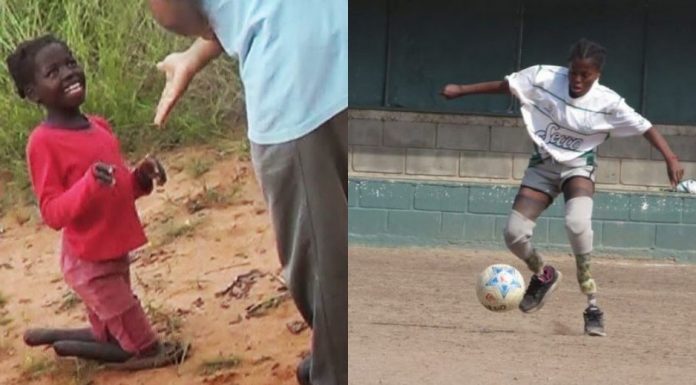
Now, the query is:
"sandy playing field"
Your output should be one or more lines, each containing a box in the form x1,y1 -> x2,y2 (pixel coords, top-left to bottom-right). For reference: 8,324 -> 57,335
0,145 -> 308,385
349,246 -> 696,385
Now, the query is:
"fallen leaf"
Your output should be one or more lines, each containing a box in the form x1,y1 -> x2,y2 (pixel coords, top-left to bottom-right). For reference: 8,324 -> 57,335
286,320 -> 309,334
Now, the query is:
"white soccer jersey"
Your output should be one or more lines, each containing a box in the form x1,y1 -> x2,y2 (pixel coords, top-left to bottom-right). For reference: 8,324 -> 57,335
506,65 -> 652,167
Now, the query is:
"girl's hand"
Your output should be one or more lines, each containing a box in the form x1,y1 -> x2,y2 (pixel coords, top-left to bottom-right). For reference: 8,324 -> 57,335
136,156 -> 167,186
441,84 -> 463,99
93,162 -> 115,186
666,156 -> 684,188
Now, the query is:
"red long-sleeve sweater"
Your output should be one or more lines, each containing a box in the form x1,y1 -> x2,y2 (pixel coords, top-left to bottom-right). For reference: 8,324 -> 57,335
26,115 -> 151,261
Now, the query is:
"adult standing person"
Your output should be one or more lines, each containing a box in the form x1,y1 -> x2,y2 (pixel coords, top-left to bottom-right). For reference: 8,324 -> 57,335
146,1 -> 347,384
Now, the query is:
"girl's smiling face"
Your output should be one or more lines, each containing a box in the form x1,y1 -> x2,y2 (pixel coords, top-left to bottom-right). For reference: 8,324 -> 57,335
27,42 -> 86,110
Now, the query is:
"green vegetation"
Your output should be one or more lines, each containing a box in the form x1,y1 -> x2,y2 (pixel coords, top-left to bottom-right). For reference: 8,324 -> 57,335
0,0 -> 244,212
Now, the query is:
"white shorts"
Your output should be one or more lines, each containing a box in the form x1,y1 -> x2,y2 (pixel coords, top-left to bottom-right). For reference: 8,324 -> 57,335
521,158 -> 596,198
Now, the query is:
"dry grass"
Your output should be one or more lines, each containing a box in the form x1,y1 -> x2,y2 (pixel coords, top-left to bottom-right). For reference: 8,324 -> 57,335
197,355 -> 242,376
57,291 -> 82,313
21,355 -> 57,380
186,158 -> 213,179
145,302 -> 184,338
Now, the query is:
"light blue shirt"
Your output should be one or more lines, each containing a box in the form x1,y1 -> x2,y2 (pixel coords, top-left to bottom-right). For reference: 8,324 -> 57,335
201,0 -> 348,145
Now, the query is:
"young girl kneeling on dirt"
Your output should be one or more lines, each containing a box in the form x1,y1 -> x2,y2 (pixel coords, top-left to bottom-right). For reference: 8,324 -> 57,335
441,38 -> 684,337
6,34 -> 185,369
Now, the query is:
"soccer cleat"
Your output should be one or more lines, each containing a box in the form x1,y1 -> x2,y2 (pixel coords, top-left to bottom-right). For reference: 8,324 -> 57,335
583,305 -> 606,337
518,265 -> 562,313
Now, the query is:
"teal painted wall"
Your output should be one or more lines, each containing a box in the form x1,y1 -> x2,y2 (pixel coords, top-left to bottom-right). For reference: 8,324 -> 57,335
349,178 -> 696,261
349,0 -> 696,124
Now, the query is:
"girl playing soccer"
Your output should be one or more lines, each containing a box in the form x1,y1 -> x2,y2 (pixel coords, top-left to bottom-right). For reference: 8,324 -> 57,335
7,34 -> 184,368
441,38 -> 684,336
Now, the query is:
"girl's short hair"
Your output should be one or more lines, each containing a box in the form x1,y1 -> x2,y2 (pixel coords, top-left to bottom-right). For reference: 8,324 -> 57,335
6,34 -> 69,99
568,38 -> 607,71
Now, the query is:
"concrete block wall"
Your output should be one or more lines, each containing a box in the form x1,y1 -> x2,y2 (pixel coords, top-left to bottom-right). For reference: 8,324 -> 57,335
349,109 -> 696,190
349,178 -> 696,261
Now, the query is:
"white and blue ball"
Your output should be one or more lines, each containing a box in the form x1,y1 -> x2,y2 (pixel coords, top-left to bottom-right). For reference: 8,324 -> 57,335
476,264 -> 525,312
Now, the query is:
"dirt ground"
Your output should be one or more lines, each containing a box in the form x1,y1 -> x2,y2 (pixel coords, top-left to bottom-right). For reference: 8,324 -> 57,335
0,145 -> 308,385
349,246 -> 696,385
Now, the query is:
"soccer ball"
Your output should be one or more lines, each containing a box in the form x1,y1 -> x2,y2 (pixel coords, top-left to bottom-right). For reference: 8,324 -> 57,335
476,264 -> 525,312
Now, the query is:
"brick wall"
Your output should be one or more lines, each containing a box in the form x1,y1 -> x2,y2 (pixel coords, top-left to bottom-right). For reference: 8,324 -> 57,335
349,178 -> 696,261
349,109 -> 696,190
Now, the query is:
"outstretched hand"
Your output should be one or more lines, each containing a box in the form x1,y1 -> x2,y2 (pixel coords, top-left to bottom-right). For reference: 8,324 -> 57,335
154,52 -> 198,126
440,84 -> 463,99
